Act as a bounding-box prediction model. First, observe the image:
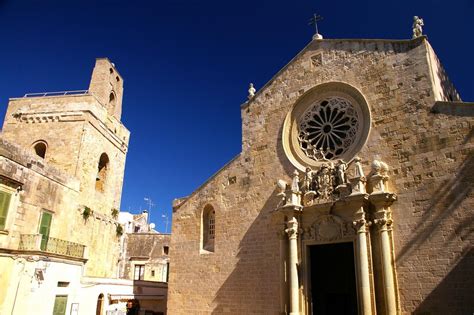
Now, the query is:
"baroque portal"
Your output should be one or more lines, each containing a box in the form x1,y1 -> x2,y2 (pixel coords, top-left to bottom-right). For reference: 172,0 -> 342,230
276,157 -> 398,315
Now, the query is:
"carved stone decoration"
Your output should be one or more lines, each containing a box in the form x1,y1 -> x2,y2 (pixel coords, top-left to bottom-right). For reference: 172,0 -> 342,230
248,83 -> 256,100
302,190 -> 317,207
298,96 -> 360,161
285,217 -> 299,240
317,216 -> 341,240
304,215 -> 355,241
302,167 -> 314,192
335,159 -> 348,186
276,158 -> 387,208
352,218 -> 372,234
276,179 -> 288,207
349,157 -> 366,194
316,163 -> 334,201
412,16 -> 424,38
369,158 -> 389,193
342,221 -> 356,237
290,170 -> 302,207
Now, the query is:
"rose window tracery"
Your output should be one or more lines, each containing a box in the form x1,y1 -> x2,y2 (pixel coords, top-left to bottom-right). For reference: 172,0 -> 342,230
298,96 -> 360,160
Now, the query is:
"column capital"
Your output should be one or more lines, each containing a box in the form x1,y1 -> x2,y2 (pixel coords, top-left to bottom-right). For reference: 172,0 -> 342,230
373,207 -> 394,232
353,218 -> 372,233
285,217 -> 299,240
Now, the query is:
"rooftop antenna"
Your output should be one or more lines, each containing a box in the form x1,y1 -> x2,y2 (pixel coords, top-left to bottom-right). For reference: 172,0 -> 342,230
143,197 -> 155,224
162,214 -> 169,234
308,13 -> 324,40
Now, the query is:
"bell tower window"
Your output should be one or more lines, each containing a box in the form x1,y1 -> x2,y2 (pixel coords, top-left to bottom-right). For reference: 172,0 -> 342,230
32,141 -> 47,159
95,153 -> 109,192
108,92 -> 116,115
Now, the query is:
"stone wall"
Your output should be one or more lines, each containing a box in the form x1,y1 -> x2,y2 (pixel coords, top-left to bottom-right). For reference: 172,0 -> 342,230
0,138 -> 122,278
2,93 -> 129,214
168,37 -> 473,314
124,233 -> 170,282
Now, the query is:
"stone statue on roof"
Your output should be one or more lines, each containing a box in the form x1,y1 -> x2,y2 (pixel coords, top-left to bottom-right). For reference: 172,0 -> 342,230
412,16 -> 424,38
248,83 -> 256,100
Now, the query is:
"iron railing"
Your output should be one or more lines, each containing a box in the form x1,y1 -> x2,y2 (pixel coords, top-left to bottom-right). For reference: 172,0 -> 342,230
18,234 -> 86,259
23,90 -> 89,98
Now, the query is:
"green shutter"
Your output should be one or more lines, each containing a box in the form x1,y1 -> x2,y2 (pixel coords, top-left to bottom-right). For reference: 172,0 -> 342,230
52,295 -> 68,315
39,212 -> 52,251
0,191 -> 12,230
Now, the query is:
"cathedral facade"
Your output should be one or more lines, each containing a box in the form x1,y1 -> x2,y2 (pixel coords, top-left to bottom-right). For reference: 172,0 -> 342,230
167,36 -> 473,314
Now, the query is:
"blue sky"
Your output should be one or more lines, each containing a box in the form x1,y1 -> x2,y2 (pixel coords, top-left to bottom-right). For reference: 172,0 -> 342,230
0,0 -> 472,233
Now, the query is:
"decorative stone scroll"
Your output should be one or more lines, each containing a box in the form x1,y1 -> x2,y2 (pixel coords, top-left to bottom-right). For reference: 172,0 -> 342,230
303,214 -> 355,241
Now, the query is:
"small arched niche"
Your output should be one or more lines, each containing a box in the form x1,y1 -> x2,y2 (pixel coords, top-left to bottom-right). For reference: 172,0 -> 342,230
202,204 -> 216,252
95,153 -> 109,192
32,140 -> 47,159
108,92 -> 116,114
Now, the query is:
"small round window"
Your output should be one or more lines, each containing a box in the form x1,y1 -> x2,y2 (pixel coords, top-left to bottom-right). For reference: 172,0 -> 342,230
282,82 -> 371,170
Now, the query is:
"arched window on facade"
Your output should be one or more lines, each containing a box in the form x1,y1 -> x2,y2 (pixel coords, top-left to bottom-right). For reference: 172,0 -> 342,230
108,92 -> 116,115
202,205 -> 215,252
96,293 -> 104,315
95,153 -> 109,192
32,141 -> 47,159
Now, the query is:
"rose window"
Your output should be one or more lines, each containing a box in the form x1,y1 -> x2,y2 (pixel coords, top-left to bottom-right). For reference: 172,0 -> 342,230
298,96 -> 360,160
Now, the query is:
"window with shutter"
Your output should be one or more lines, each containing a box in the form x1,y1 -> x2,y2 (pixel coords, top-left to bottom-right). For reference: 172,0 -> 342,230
0,191 -> 12,230
39,212 -> 52,251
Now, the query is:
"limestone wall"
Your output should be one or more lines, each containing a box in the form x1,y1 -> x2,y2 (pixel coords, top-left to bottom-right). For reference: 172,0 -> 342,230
0,138 -> 122,278
425,41 -> 461,102
123,233 -> 170,282
168,37 -> 473,314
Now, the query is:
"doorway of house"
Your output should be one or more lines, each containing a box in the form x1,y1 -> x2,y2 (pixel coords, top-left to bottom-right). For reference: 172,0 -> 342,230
309,242 -> 358,315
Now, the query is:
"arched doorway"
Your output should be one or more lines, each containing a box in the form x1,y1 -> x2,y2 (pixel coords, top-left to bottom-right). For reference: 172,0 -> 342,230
96,293 -> 104,315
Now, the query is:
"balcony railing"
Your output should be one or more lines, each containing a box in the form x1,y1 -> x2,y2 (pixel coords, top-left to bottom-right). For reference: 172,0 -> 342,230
23,90 -> 89,98
18,234 -> 86,259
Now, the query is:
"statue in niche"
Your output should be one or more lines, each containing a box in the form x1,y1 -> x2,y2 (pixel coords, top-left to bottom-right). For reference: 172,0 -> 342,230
291,170 -> 300,193
302,167 -> 317,206
335,159 -> 348,186
350,156 -> 366,193
302,167 -> 314,191
412,16 -> 424,38
316,163 -> 333,200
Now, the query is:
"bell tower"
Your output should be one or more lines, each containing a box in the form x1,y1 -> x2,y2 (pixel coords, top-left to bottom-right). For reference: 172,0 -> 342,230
1,58 -> 130,214
88,58 -> 124,120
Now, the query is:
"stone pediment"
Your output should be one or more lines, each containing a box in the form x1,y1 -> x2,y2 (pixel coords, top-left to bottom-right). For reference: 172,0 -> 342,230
242,37 -> 427,111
